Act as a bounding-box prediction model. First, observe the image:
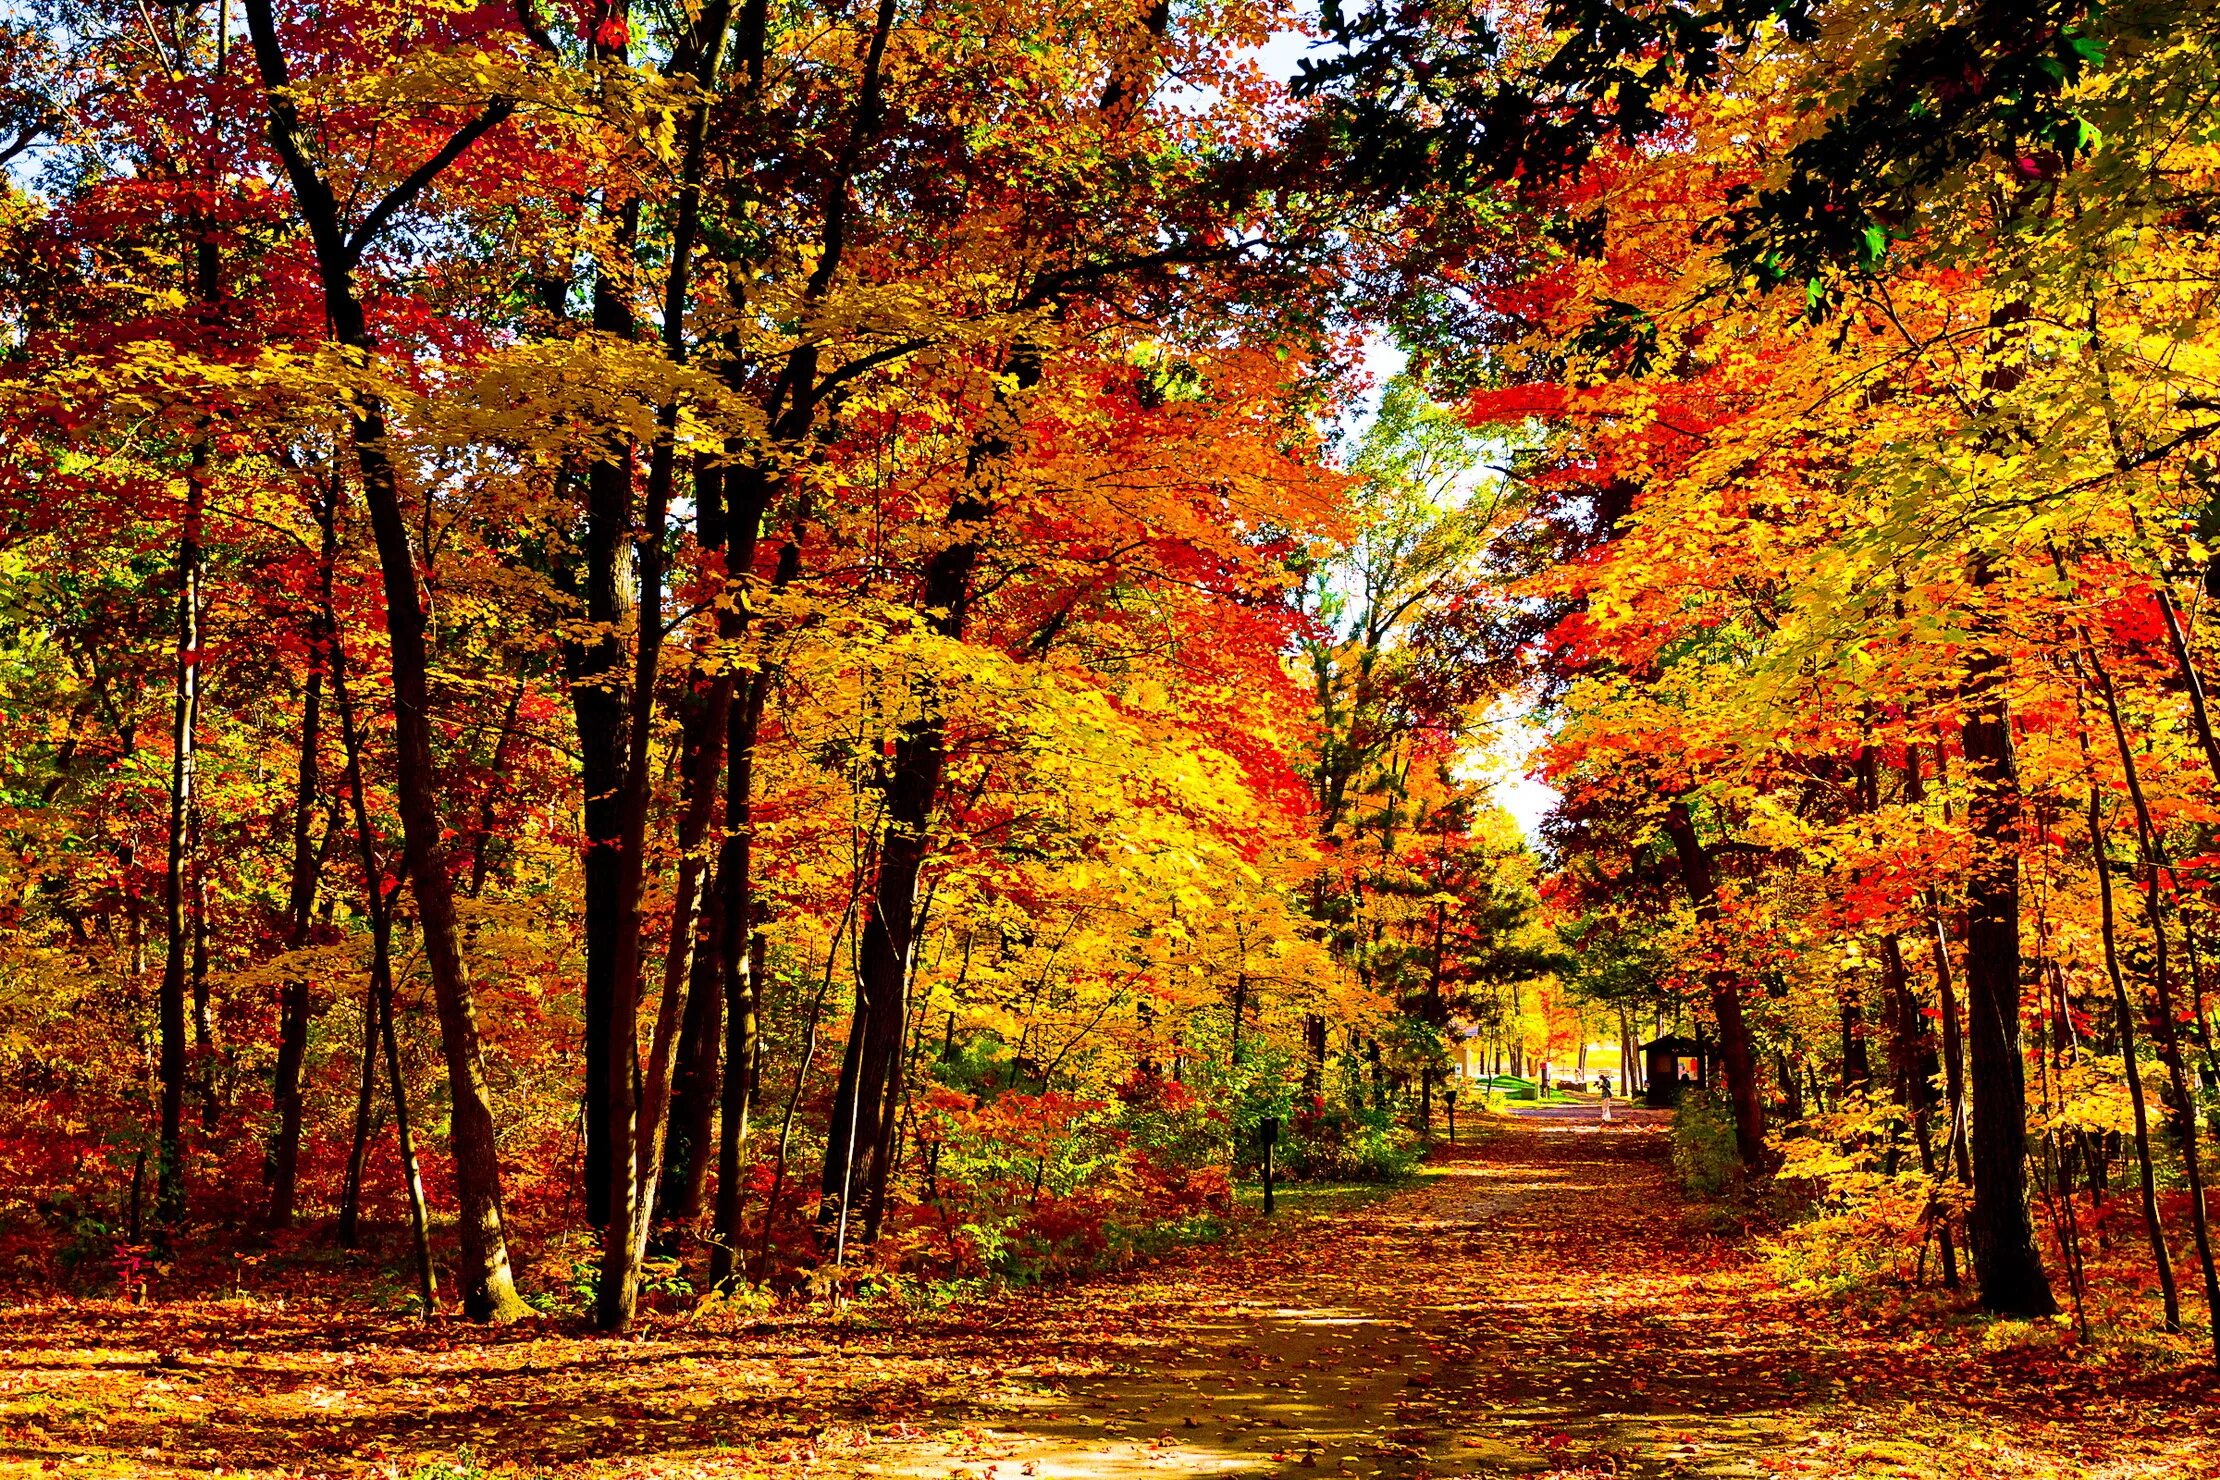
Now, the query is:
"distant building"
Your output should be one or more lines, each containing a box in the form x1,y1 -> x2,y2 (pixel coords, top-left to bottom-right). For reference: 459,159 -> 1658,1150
1640,1034 -> 1707,1108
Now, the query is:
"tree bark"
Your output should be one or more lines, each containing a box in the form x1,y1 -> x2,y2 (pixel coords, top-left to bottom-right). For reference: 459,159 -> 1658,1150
1956,560 -> 2056,1317
267,478 -> 337,1229
572,222 -> 636,1236
155,451 -> 205,1231
241,6 -> 526,1311
2088,791 -> 2179,1330
1882,931 -> 1958,1287
330,613 -> 438,1312
2080,635 -> 2218,1360
1660,799 -> 1767,1169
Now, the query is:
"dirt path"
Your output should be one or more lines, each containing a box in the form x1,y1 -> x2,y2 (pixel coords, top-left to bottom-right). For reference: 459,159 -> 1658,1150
852,1110 -> 2214,1480
1,1112 -> 2213,1479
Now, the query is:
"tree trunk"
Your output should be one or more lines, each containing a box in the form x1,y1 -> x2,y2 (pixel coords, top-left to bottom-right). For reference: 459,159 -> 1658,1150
245,0 -> 525,1319
331,618 -> 437,1312
572,296 -> 634,1242
336,959 -> 379,1247
2081,636 -> 2218,1360
659,709 -> 727,1230
155,461 -> 204,1232
1660,799 -> 1767,1169
1839,987 -> 1871,1094
1882,931 -> 1957,1286
1956,567 -> 2056,1317
2089,792 -> 2179,1330
709,531 -> 797,1288
268,480 -> 337,1229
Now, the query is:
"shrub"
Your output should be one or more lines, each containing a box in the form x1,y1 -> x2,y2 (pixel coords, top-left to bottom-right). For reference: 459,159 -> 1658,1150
1670,1093 -> 1744,1199
1279,1095 -> 1421,1182
1763,1091 -> 1941,1293
892,1077 -> 1235,1284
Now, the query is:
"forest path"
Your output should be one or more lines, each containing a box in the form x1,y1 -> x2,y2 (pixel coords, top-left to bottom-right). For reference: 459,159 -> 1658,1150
852,1112 -> 2210,1480
2,1114 -> 2213,1479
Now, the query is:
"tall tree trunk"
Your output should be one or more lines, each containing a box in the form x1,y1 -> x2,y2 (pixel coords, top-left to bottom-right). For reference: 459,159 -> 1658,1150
707,506 -> 799,1287
156,456 -> 205,1231
573,245 -> 636,1237
268,479 -> 337,1229
336,957 -> 379,1247
2089,791 -> 2180,1331
1957,558 -> 2056,1317
344,408 -> 524,1318
2081,636 -> 2219,1361
594,0 -> 742,1322
191,811 -> 217,1133
809,0 -> 1172,1253
657,645 -> 733,1235
246,0 -> 525,1319
1660,799 -> 1767,1169
661,855 -> 725,1225
820,537 -> 973,1243
330,620 -> 437,1312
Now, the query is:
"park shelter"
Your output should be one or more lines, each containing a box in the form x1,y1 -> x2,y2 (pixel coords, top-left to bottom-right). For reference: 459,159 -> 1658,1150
1641,1034 -> 1707,1107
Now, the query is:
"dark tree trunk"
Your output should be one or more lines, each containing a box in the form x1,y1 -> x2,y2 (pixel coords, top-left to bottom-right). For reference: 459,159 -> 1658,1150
330,618 -> 436,1311
1840,988 -> 1872,1094
820,468 -> 994,1248
156,459 -> 204,1232
2089,793 -> 2179,1330
336,956 -> 379,1248
594,6 -> 747,1323
1957,570 -> 2056,1317
268,479 -> 337,1229
572,262 -> 634,1237
708,527 -> 796,1287
1882,932 -> 1957,1286
2080,633 -> 2216,1358
1661,799 -> 1768,1169
245,0 -> 525,1318
660,833 -> 725,1227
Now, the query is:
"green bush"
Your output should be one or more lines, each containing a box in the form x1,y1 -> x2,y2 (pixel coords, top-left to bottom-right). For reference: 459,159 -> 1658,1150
1671,1093 -> 1744,1198
1279,1096 -> 1421,1182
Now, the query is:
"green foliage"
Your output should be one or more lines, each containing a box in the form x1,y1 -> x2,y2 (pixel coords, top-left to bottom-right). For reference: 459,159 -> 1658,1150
1670,1093 -> 1744,1200
405,1454 -> 494,1480
1280,1095 -> 1421,1182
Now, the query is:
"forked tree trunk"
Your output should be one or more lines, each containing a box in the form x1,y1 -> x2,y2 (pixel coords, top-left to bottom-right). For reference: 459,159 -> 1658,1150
2088,792 -> 2179,1330
656,662 -> 732,1234
244,0 -> 525,1317
594,0 -> 740,1326
2080,636 -> 2219,1362
1881,932 -> 1957,1287
330,615 -> 438,1311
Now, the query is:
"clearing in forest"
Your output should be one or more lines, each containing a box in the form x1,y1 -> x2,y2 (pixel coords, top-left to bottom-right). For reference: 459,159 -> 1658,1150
1,1114 -> 2210,1480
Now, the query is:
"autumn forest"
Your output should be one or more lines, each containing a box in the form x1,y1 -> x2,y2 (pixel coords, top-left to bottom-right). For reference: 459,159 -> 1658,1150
0,0 -> 2217,1474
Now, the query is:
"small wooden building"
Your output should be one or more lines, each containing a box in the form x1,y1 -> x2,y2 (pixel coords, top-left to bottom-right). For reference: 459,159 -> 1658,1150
1641,1034 -> 1707,1108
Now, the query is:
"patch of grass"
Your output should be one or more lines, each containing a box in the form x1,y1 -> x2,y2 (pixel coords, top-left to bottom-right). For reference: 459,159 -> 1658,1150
1234,1177 -> 1407,1218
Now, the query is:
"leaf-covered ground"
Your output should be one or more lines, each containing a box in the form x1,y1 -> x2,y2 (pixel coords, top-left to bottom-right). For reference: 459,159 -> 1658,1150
2,1113 -> 2212,1479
